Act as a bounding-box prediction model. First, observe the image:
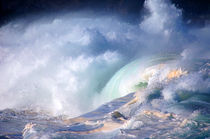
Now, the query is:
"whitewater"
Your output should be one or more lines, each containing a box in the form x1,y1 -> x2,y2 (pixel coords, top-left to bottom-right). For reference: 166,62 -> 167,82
0,0 -> 209,138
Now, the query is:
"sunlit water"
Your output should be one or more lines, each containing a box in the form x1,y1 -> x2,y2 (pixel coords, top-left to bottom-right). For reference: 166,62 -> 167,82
0,0 -> 210,138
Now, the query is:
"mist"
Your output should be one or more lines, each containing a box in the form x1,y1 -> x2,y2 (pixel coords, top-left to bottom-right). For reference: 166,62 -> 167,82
0,0 -> 209,118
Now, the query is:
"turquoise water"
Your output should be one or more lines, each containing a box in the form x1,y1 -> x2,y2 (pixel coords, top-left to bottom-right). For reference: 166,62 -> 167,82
0,57 -> 209,139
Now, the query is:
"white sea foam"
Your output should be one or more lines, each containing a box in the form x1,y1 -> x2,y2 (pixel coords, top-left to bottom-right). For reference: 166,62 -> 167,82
0,0 -> 209,117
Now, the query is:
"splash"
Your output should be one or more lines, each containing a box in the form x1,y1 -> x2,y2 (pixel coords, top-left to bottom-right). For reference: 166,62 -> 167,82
0,17 -> 127,117
167,68 -> 188,80
0,0 -> 209,118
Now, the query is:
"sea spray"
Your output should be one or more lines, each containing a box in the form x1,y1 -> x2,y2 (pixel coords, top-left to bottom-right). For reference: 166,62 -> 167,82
0,0 -> 209,118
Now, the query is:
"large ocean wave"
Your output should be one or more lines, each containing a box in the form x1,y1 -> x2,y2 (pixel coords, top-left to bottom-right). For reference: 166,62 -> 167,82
0,0 -> 209,119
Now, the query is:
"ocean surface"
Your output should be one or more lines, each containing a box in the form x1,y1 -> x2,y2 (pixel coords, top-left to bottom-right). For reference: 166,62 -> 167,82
0,0 -> 210,138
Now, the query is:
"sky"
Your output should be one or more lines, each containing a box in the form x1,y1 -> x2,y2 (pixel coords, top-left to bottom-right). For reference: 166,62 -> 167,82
0,0 -> 209,26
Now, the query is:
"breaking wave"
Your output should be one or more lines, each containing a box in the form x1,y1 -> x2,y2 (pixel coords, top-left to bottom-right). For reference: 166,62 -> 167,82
0,0 -> 209,118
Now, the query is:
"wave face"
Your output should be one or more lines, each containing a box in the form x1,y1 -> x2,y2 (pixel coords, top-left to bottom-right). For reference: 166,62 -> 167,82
0,0 -> 209,119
